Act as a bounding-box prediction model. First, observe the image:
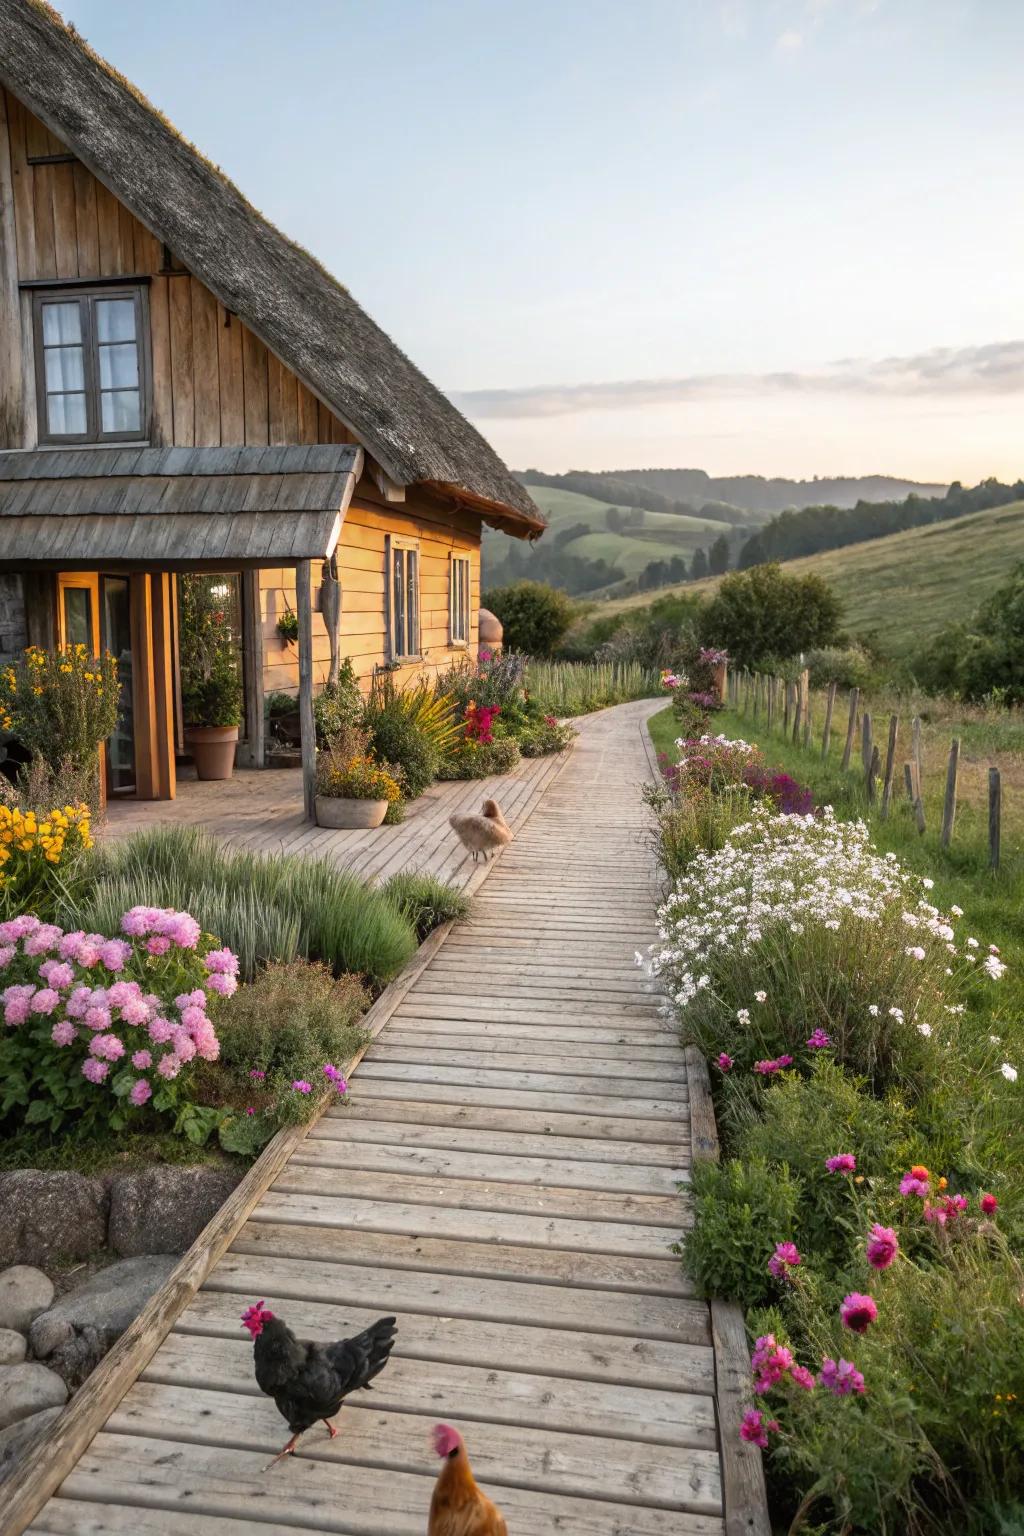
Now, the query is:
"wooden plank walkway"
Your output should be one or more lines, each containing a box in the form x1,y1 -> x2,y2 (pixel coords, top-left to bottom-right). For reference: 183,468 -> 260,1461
27,699 -> 725,1536
102,750 -> 567,890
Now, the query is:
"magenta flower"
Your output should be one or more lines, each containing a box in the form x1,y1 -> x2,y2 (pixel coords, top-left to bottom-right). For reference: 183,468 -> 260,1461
825,1153 -> 856,1175
752,1343 -> 794,1394
292,1079 -> 313,1094
717,1053 -> 734,1072
900,1172 -> 930,1198
51,1020 -> 77,1047
754,1059 -> 780,1076
323,1064 -> 348,1092
245,1106 -> 256,1116
981,1193 -> 998,1215
81,1057 -> 109,1084
840,1292 -> 878,1334
739,1408 -> 778,1448
866,1224 -> 899,1270
819,1357 -> 866,1396
129,1078 -> 152,1107
767,1241 -> 802,1280
806,1028 -> 832,1049
249,1069 -> 266,1081
775,1054 -> 794,1068
790,1364 -> 816,1391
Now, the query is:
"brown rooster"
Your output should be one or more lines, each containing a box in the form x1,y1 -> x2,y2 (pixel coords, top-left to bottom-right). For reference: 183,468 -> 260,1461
449,798 -> 513,863
429,1423 -> 508,1536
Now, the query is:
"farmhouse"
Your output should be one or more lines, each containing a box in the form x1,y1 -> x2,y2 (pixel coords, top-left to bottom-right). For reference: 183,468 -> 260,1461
0,0 -> 543,802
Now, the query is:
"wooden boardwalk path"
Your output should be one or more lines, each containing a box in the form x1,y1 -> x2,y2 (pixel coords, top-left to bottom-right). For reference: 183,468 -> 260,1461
25,700 -> 727,1536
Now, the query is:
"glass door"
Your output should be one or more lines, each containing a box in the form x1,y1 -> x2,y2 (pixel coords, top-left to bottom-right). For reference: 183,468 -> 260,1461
57,573 -> 100,652
101,576 -> 135,794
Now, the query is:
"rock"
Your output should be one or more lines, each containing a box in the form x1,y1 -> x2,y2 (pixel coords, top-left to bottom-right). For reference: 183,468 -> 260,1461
45,1325 -> 108,1392
29,1254 -> 176,1367
0,1328 -> 26,1365
0,1404 -> 63,1482
106,1164 -> 243,1258
0,1265 -> 54,1333
0,1171 -> 108,1268
0,1364 -> 67,1431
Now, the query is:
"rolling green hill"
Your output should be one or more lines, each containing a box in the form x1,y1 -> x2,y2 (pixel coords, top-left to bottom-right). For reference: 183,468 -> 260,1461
598,500 -> 1024,657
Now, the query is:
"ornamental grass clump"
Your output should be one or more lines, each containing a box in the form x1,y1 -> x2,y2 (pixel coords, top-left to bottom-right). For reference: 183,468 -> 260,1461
0,907 -> 235,1141
647,804 -> 1004,1094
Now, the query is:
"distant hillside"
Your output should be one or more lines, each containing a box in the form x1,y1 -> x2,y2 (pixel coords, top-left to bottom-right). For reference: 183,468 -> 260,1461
517,466 -> 947,518
600,500 -> 1024,659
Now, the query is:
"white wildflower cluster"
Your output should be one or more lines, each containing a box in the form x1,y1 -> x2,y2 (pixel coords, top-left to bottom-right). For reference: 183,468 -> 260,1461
644,803 -> 1003,1012
674,733 -> 756,755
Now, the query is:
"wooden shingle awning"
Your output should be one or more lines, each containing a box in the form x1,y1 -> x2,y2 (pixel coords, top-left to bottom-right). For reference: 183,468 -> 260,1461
0,444 -> 364,567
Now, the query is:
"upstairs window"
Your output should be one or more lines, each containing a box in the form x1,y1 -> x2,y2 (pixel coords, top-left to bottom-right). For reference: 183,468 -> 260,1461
33,287 -> 148,444
388,536 -> 420,661
449,553 -> 471,644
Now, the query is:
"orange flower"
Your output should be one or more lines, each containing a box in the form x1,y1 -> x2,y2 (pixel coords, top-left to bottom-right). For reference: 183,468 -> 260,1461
911,1165 -> 930,1182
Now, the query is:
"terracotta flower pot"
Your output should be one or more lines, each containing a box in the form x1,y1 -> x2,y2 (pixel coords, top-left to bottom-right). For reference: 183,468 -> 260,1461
185,724 -> 239,781
315,795 -> 389,830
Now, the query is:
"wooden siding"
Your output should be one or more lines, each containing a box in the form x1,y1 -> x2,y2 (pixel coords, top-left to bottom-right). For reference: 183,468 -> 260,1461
0,89 -> 356,456
261,492 -> 481,693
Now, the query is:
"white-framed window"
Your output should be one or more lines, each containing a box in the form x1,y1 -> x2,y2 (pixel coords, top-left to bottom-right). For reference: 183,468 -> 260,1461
449,553 -> 471,645
388,535 -> 420,661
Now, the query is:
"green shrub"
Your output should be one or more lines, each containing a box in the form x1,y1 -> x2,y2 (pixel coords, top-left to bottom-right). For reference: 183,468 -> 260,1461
178,577 -> 243,727
481,580 -> 575,656
437,735 -> 521,779
517,717 -> 576,756
523,659 -> 661,716
72,826 -> 417,985
700,562 -> 842,668
363,675 -> 460,797
380,872 -> 469,940
364,708 -> 438,797
804,643 -> 877,691
684,1156 -> 800,1304
314,660 -> 363,744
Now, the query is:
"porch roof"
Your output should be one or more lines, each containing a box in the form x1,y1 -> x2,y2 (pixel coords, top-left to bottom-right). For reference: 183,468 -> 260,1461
0,444 -> 363,567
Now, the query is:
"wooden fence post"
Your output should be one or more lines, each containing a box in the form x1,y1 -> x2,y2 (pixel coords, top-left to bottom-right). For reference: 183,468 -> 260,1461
752,674 -> 760,722
880,714 -> 899,820
989,766 -> 1001,871
792,671 -> 807,746
866,744 -> 880,805
783,681 -> 792,735
941,738 -> 960,848
841,688 -> 859,772
912,716 -> 924,793
861,712 -> 873,775
803,693 -> 813,750
766,676 -> 775,732
903,762 -> 915,803
821,681 -> 837,760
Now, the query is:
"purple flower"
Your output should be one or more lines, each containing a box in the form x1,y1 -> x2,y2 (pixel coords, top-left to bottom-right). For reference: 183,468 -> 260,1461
866,1224 -> 899,1271
825,1153 -> 857,1175
806,1028 -> 832,1049
840,1292 -> 878,1334
717,1052 -> 734,1072
323,1064 -> 348,1092
790,1364 -> 816,1391
129,1078 -> 152,1107
819,1357 -> 866,1396
739,1408 -> 777,1448
767,1241 -> 802,1280
291,1079 -> 313,1094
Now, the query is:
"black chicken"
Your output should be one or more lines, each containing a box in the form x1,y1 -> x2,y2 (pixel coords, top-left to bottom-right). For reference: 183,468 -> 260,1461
241,1299 -> 398,1468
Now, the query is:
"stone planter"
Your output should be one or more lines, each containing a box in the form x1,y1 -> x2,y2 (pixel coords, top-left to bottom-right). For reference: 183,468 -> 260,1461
315,795 -> 388,830
184,725 -> 239,781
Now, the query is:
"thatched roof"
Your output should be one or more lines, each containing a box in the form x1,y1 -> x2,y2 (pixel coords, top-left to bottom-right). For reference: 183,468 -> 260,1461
0,1 -> 544,538
0,445 -> 362,565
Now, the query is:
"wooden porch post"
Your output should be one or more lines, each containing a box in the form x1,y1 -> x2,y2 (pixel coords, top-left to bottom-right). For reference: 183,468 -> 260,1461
237,569 -> 265,770
296,558 -> 316,821
150,573 -> 176,801
129,573 -> 158,800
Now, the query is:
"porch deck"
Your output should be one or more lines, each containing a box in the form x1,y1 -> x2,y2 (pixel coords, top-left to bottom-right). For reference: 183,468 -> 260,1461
102,749 -> 568,889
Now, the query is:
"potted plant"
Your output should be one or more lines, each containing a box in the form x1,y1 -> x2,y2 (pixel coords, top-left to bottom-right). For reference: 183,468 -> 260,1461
314,728 -> 401,829
276,610 -> 299,646
179,578 -> 244,780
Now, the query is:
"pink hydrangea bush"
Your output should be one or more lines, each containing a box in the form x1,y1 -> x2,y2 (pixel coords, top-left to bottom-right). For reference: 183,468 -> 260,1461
0,907 -> 238,1138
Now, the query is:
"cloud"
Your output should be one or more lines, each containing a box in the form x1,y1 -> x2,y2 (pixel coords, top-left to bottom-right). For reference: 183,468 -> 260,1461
775,27 -> 804,51
449,341 -> 1024,420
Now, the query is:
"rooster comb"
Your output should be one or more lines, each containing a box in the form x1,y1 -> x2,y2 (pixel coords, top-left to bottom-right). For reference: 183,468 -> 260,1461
240,1299 -> 275,1336
433,1423 -> 462,1458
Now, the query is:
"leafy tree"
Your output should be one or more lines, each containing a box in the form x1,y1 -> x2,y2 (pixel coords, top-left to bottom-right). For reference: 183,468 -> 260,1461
481,580 -> 575,657
690,547 -> 709,581
700,563 -> 842,667
914,561 -> 1024,703
605,505 -> 622,532
667,555 -> 689,583
708,534 -> 731,575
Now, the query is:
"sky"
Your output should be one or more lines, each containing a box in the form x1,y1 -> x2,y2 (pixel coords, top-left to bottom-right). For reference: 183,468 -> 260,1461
63,0 -> 1024,482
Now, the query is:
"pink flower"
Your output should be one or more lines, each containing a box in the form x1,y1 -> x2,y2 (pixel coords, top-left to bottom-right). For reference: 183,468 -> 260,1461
752,1344 -> 793,1394
245,1106 -> 256,1115
739,1409 -> 778,1448
89,1033 -> 125,1062
717,1053 -> 733,1072
175,989 -> 207,1011
72,936 -> 104,968
106,981 -> 139,1008
120,996 -> 153,1027
100,939 -> 132,972
51,1020 -> 77,1047
173,1036 -> 197,1063
204,946 -> 240,976
323,1064 -> 348,1092
925,1194 -> 968,1226
3,984 -> 35,1027
146,935 -> 172,957
65,985 -> 92,1019
825,1153 -> 856,1175
0,916 -> 38,942
819,1357 -> 866,1396
84,1005 -> 112,1032
806,1028 -> 832,1049
292,1079 -> 312,1094
775,1054 -> 794,1068
840,1292 -> 878,1334
790,1364 -> 816,1391
121,905 -> 157,936
0,944 -> 15,967
161,912 -> 200,949
131,1049 -> 152,1069
249,1069 -> 266,1081
81,1057 -> 109,1084
156,1053 -> 180,1080
38,959 -> 74,990
179,1005 -> 206,1030
900,1172 -> 930,1198
148,1016 -> 174,1044
206,971 -> 237,998
981,1192 -> 998,1215
30,988 -> 60,1016
754,1059 -> 780,1076
768,1241 -> 802,1280
129,1078 -> 152,1107
24,923 -> 63,956
58,929 -> 86,959
866,1224 -> 899,1271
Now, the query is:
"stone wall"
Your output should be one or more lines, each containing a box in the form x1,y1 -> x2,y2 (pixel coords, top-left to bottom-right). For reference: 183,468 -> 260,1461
0,575 -> 26,660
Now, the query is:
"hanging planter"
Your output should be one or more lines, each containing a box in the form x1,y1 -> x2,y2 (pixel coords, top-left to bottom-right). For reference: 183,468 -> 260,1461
276,611 -> 299,646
